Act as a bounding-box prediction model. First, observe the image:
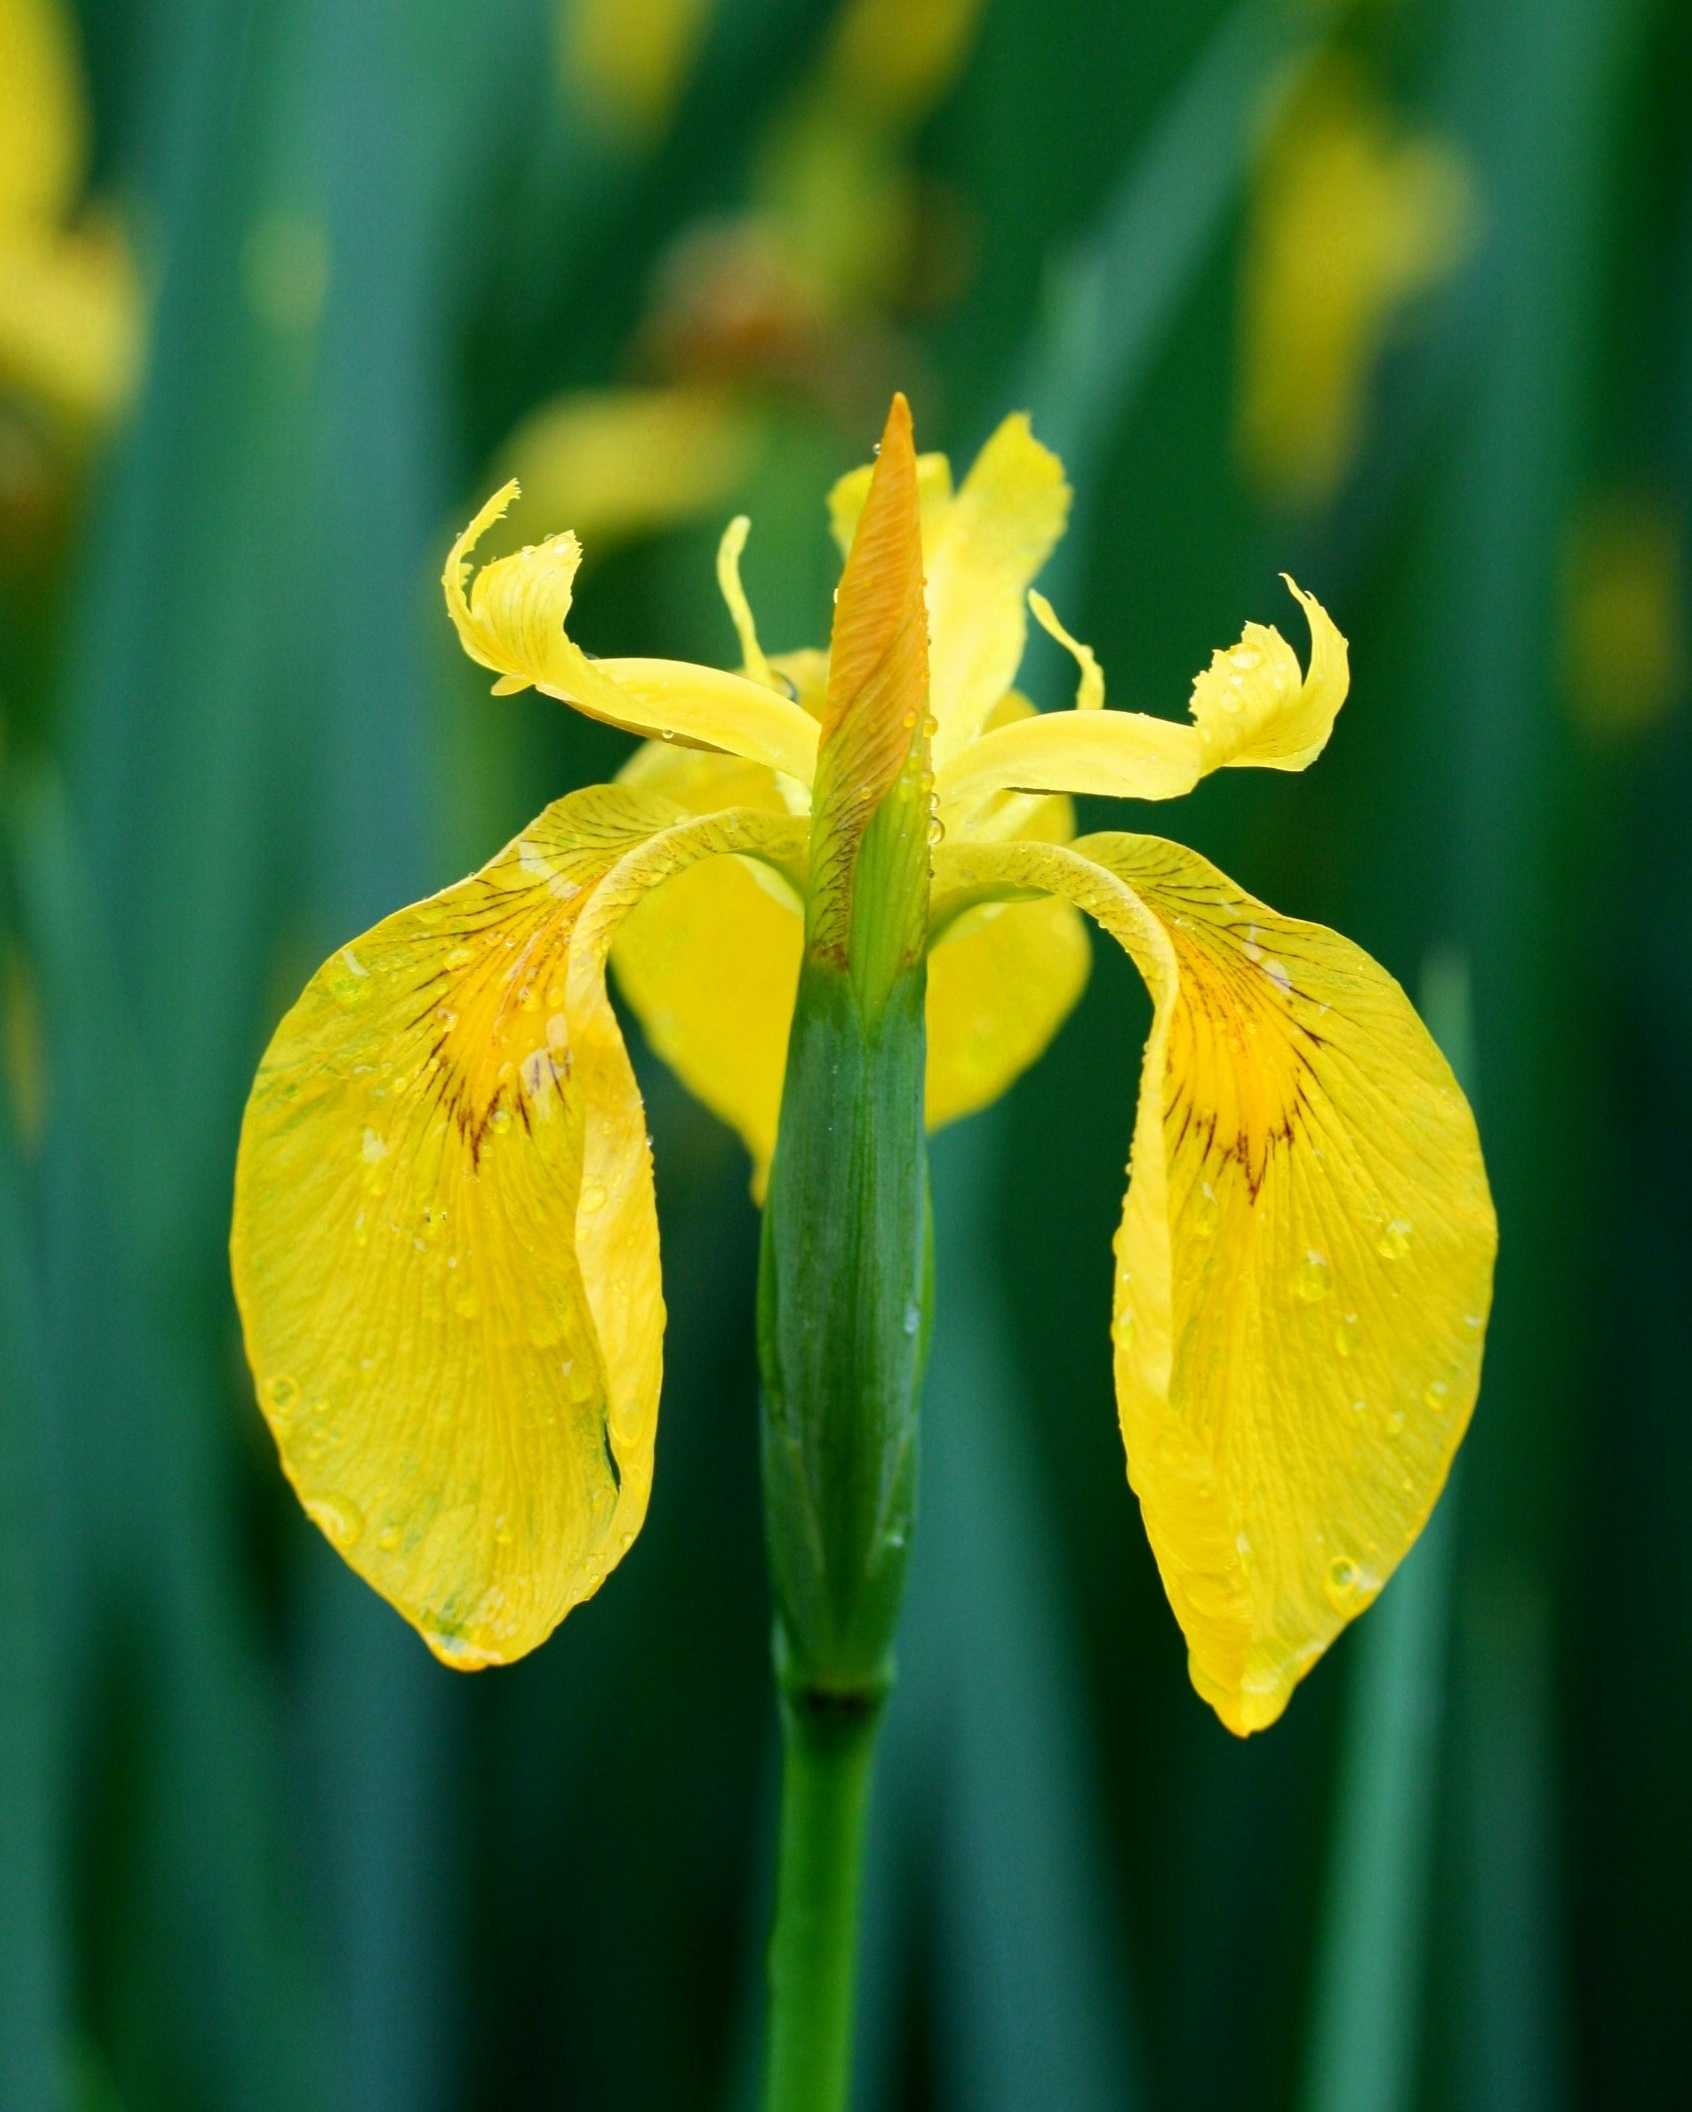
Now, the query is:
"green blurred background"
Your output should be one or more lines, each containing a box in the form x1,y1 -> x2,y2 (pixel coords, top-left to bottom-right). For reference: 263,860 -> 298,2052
3,0 -> 1688,2105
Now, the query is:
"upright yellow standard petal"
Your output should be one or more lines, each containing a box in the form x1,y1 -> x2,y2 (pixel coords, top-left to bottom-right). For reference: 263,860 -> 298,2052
232,783 -> 804,1667
443,481 -> 820,782
935,832 -> 1496,1735
923,413 -> 1069,763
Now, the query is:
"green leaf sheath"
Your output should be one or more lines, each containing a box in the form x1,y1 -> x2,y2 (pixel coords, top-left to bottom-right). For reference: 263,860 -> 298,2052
758,959 -> 932,1699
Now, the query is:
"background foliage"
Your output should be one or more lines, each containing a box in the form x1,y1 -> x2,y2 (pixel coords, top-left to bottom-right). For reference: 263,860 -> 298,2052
3,0 -> 1688,2106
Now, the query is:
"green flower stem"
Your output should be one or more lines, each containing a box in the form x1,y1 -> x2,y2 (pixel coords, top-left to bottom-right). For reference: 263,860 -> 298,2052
763,1688 -> 886,2112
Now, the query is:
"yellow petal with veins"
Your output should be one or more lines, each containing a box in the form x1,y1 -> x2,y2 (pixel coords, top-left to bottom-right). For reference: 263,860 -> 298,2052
232,783 -> 805,1667
934,831 -> 1496,1735
443,482 -> 820,782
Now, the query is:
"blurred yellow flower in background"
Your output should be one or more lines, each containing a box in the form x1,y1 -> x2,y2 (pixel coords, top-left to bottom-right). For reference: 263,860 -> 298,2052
0,0 -> 139,446
231,398 -> 1494,1737
516,0 -> 986,554
1240,55 -> 1475,506
1563,489 -> 1686,740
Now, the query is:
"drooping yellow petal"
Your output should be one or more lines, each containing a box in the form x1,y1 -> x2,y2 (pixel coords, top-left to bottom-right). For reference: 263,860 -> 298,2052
232,783 -> 805,1667
1187,578 -> 1348,771
611,742 -> 803,1192
443,482 -> 820,782
934,831 -> 1496,1735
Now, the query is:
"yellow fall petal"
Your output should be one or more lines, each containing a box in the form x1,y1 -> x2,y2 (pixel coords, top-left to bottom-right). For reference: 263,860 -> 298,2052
231,783 -> 804,1667
935,831 -> 1496,1736
443,481 -> 820,782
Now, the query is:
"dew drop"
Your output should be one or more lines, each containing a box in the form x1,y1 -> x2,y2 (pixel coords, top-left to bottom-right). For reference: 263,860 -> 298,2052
266,1374 -> 299,1417
444,944 -> 474,969
1386,1408 -> 1406,1434
926,812 -> 945,846
1377,1218 -> 1413,1261
305,1494 -> 365,1550
1424,1378 -> 1450,1414
360,1127 -> 387,1164
1334,1311 -> 1359,1358
901,1298 -> 921,1337
378,1525 -> 401,1552
1230,645 -> 1261,672
923,714 -> 939,737
580,1181 -> 607,1213
488,1106 -> 513,1135
1324,1557 -> 1358,1610
1190,1182 -> 1219,1238
1293,1249 -> 1331,1303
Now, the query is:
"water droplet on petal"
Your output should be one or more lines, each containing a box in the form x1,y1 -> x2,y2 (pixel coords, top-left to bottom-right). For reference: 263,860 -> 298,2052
305,1494 -> 365,1550
488,1107 -> 513,1135
1377,1218 -> 1413,1260
580,1181 -> 607,1214
1424,1378 -> 1450,1413
266,1374 -> 299,1417
1293,1250 -> 1331,1303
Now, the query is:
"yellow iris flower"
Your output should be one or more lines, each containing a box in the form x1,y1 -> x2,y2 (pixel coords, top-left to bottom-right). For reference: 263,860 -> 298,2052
0,0 -> 139,430
232,401 -> 1495,1736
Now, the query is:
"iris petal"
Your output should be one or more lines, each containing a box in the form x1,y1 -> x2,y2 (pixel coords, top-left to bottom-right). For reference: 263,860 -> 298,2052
232,785 -> 805,1666
934,831 -> 1496,1735
442,482 -> 820,782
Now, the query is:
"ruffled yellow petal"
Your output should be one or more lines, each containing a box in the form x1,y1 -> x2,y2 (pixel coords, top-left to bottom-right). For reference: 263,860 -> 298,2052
933,578 -> 1347,810
232,784 -> 805,1667
934,832 -> 1495,1736
1188,578 -> 1348,772
611,742 -> 803,1192
443,482 -> 820,783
